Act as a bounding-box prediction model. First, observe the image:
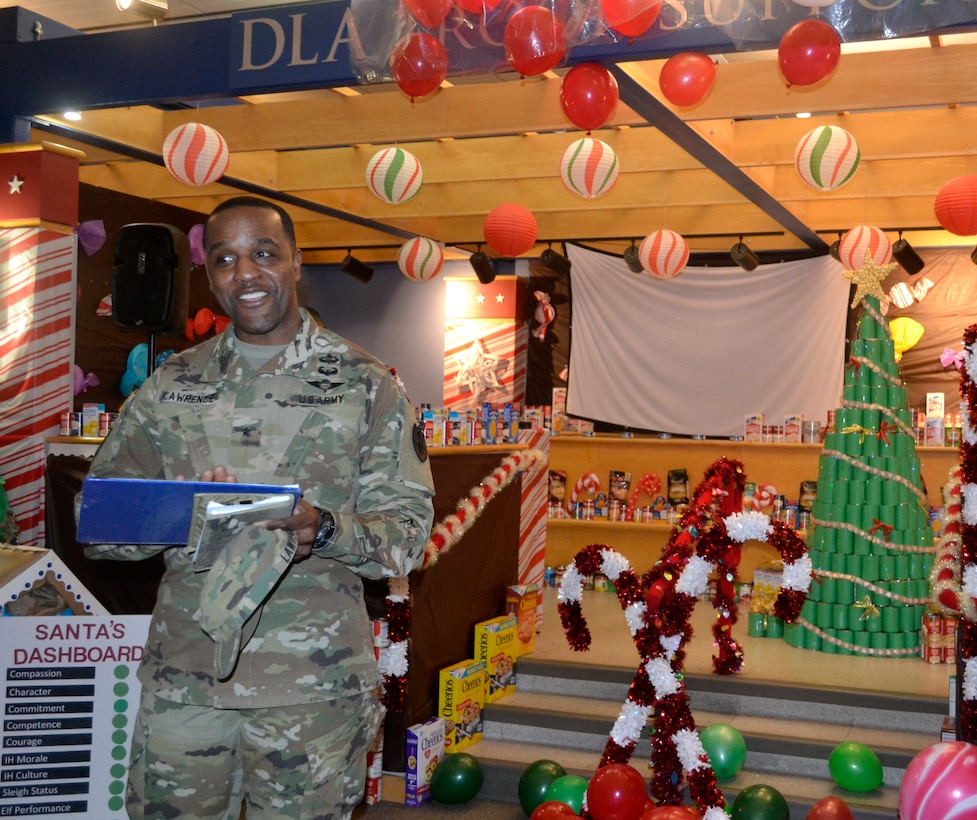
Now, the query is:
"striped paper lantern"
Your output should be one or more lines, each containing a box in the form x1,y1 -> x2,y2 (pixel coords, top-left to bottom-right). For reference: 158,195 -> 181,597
794,125 -> 860,192
560,138 -> 619,199
838,225 -> 891,270
483,203 -> 538,257
162,123 -> 229,186
934,175 -> 977,236
365,147 -> 423,205
638,229 -> 689,279
398,236 -> 444,281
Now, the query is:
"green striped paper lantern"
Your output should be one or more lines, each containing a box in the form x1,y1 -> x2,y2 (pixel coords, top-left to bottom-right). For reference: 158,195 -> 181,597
794,125 -> 860,192
560,137 -> 620,199
366,147 -> 423,204
398,237 -> 444,282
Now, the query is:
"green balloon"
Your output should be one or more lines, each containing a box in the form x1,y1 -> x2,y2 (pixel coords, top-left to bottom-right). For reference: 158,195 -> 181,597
430,752 -> 484,804
700,723 -> 747,781
519,759 -> 567,816
544,774 -> 589,815
828,741 -> 883,792
731,784 -> 789,820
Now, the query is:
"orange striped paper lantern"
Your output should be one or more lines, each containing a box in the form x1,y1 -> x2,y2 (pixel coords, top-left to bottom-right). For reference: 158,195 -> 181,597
838,225 -> 891,270
638,229 -> 689,279
483,203 -> 538,257
366,147 -> 423,204
162,123 -> 229,186
934,175 -> 977,236
560,138 -> 619,199
794,125 -> 860,192
398,236 -> 444,281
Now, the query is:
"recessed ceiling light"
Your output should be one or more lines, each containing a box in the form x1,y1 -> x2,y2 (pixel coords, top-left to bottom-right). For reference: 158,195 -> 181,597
63,111 -> 82,121
796,112 -> 812,119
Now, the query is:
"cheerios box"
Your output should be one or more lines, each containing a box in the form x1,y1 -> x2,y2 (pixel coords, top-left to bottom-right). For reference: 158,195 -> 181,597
505,584 -> 540,657
405,717 -> 445,806
438,659 -> 486,753
475,615 -> 518,703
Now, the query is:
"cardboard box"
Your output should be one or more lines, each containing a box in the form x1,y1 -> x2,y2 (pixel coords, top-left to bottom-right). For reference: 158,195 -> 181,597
506,584 -> 540,657
475,615 -> 518,703
82,402 -> 105,438
438,660 -> 486,752
405,717 -> 445,806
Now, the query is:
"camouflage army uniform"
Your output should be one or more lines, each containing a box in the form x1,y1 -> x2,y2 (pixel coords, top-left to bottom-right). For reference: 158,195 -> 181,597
85,310 -> 435,819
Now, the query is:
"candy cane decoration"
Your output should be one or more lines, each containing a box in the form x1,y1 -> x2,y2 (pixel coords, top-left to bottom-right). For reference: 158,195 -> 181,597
752,482 -> 777,511
625,471 -> 662,521
568,471 -> 601,514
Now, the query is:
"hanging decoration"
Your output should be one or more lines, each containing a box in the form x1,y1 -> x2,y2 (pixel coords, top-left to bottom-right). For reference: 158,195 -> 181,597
889,317 -> 924,362
390,32 -> 448,100
794,125 -> 860,192
75,220 -> 106,256
532,290 -> 556,341
560,138 -> 619,199
188,224 -> 206,266
934,176 -> 977,236
599,0 -> 662,39
402,0 -> 452,29
483,203 -> 538,257
73,365 -> 99,396
777,19 -> 841,88
658,52 -> 716,108
366,147 -> 424,204
638,229 -> 689,279
398,236 -> 444,281
837,225 -> 892,271
162,123 -> 229,187
559,63 -> 619,133
503,5 -> 567,77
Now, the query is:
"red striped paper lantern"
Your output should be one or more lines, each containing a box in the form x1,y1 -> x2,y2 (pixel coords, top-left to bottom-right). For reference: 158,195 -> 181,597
483,203 -> 538,257
162,123 -> 229,186
398,236 -> 444,281
366,148 -> 423,204
560,138 -> 619,199
638,229 -> 689,279
838,225 -> 891,270
794,125 -> 860,192
934,176 -> 977,236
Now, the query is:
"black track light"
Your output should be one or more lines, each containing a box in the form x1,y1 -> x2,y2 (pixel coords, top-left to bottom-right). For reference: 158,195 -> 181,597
470,246 -> 495,284
340,252 -> 373,284
540,245 -> 571,275
730,236 -> 759,271
892,232 -> 925,276
623,241 -> 643,273
829,238 -> 841,262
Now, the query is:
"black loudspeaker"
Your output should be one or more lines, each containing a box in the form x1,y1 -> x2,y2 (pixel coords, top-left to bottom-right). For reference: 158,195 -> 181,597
112,223 -> 190,333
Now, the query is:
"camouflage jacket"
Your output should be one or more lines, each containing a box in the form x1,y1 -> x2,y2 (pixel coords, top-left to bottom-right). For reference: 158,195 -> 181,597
85,312 -> 435,708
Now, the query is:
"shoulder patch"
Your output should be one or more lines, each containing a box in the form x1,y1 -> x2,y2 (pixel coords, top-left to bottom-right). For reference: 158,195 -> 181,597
412,422 -> 428,463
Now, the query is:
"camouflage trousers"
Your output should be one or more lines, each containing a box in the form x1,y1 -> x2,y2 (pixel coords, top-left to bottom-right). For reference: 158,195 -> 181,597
126,690 -> 384,820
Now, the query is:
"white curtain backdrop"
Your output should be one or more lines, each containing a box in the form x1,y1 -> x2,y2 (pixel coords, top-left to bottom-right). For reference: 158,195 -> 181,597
566,246 -> 850,437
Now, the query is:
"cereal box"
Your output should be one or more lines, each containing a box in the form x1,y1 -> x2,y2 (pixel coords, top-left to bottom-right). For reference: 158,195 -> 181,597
475,615 -> 518,703
506,584 -> 540,657
405,717 -> 445,806
783,415 -> 803,444
82,402 -> 105,437
438,659 -> 486,752
745,414 -> 764,442
926,392 -> 946,419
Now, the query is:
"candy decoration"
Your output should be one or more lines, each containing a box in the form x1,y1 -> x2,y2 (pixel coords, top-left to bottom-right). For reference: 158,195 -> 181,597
934,175 -> 977,236
900,741 -> 977,820
568,471 -> 601,514
838,225 -> 892,270
162,123 -> 229,186
752,483 -> 777,511
794,125 -> 860,192
532,290 -> 556,341
398,237 -> 444,281
625,471 -> 662,521
560,138 -> 619,199
366,148 -> 423,204
483,203 -> 538,257
638,229 -> 689,279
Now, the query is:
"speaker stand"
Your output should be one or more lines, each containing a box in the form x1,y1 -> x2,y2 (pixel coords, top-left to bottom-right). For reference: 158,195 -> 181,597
147,332 -> 157,378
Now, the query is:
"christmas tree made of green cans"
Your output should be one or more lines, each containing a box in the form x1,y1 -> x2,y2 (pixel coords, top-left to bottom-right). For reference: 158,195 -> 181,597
788,293 -> 934,657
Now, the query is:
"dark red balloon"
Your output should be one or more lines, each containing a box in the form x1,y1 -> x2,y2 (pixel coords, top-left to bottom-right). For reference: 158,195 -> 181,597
659,52 -> 716,107
504,6 -> 567,77
559,63 -> 619,132
586,763 -> 648,820
778,19 -> 841,88
531,800 -> 579,819
390,32 -> 449,100
806,796 -> 854,820
640,806 -> 701,819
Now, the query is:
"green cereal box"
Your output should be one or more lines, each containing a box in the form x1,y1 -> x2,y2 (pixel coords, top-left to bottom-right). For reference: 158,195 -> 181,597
475,615 -> 518,703
438,659 -> 486,752
505,584 -> 540,657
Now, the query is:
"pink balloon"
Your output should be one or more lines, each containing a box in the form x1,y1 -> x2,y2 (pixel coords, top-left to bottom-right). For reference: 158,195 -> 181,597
504,6 -> 567,77
390,32 -> 449,100
559,63 -> 619,132
599,0 -> 661,39
778,19 -> 841,87
403,0 -> 452,28
900,741 -> 977,820
659,52 -> 716,107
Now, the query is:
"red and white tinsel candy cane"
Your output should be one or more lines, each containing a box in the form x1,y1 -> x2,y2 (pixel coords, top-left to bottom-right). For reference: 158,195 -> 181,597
625,471 -> 662,521
751,482 -> 777,511
568,470 -> 601,514
931,469 -> 973,619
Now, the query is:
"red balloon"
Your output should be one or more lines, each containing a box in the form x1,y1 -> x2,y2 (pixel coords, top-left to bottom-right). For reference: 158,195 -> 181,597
640,807 -> 700,819
403,0 -> 452,28
213,315 -> 231,334
778,19 -> 841,87
659,52 -> 716,107
559,63 -> 619,132
531,800 -> 578,819
390,32 -> 449,100
586,763 -> 647,820
504,6 -> 567,77
806,795 -> 854,820
600,0 -> 661,38
454,0 -> 502,13
193,307 -> 215,337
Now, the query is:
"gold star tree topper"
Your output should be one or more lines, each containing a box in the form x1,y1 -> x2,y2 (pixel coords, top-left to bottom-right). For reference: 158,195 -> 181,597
843,254 -> 898,308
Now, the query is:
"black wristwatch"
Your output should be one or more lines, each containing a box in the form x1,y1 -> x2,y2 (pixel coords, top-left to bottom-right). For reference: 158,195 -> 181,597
312,508 -> 336,550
